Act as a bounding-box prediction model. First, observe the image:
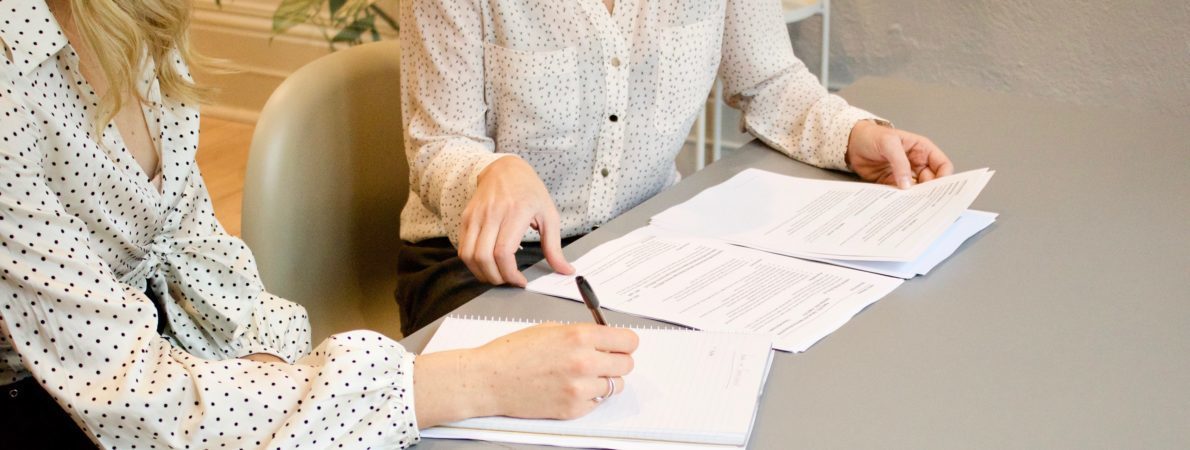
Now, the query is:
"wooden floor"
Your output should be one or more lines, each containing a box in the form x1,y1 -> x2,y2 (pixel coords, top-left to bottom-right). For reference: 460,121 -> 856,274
196,117 -> 255,236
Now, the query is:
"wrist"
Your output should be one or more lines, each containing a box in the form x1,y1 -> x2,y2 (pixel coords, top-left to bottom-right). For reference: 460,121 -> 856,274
477,155 -> 524,185
457,347 -> 503,418
413,349 -> 500,427
845,119 -> 892,170
239,353 -> 286,364
845,120 -> 874,170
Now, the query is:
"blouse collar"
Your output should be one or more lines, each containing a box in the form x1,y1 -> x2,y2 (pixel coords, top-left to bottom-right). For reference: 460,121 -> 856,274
0,0 -> 69,77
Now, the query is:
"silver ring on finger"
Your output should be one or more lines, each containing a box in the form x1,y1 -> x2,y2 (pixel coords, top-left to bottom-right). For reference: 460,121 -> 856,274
592,376 -> 616,403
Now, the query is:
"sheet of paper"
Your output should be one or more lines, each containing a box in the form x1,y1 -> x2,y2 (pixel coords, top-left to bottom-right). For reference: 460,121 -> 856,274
650,168 -> 994,262
421,317 -> 773,447
420,425 -> 745,450
421,351 -> 775,450
527,226 -> 904,352
808,210 -> 999,278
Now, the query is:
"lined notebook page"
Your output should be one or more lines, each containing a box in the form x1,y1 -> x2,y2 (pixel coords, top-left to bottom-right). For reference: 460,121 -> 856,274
421,317 -> 774,446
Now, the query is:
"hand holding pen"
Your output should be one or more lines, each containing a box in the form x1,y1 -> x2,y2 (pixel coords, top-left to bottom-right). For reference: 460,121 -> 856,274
575,275 -> 623,404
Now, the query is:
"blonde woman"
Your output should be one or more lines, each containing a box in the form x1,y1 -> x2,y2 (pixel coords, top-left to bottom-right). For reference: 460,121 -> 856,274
0,1 -> 636,448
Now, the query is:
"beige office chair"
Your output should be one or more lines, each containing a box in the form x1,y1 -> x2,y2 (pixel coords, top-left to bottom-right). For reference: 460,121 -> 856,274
242,40 -> 406,343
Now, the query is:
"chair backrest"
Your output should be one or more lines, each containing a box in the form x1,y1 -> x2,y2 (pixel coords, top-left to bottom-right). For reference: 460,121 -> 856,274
242,40 -> 406,342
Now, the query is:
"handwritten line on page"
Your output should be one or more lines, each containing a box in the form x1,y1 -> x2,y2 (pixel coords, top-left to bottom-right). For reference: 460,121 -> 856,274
420,317 -> 774,450
650,168 -> 994,262
526,226 -> 904,353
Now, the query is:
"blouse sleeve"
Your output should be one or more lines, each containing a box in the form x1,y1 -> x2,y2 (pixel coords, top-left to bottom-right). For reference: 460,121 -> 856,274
156,162 -> 315,364
0,70 -> 420,449
398,0 -> 515,245
720,0 -> 883,171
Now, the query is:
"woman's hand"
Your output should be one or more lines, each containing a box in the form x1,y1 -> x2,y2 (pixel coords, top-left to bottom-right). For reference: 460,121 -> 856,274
459,157 -> 575,287
413,323 -> 638,428
846,120 -> 955,189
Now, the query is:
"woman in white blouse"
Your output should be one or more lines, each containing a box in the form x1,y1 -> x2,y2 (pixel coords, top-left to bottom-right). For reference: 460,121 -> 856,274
0,1 -> 636,448
396,0 -> 957,334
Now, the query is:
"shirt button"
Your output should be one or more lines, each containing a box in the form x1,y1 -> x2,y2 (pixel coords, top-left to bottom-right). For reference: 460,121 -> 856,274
610,57 -> 622,67
609,114 -> 619,122
601,168 -> 610,177
8,388 -> 18,398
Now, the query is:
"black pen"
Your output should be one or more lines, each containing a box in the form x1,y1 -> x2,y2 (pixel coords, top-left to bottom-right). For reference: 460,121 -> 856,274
575,276 -> 608,326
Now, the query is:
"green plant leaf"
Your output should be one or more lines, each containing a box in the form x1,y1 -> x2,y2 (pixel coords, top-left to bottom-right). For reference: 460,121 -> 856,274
331,15 -> 375,44
331,0 -> 371,26
273,0 -> 324,34
328,0 -> 347,14
370,4 -> 398,32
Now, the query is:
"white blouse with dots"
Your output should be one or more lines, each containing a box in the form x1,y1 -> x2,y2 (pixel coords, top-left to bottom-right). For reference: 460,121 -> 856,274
398,0 -> 883,244
1,1 -> 418,448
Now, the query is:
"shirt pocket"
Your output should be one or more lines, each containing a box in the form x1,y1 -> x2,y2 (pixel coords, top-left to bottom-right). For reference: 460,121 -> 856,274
653,19 -> 719,137
485,43 -> 581,152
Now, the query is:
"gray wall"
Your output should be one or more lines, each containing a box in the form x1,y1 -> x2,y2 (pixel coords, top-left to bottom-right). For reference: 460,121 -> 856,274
791,0 -> 1189,116
686,1 -> 1186,173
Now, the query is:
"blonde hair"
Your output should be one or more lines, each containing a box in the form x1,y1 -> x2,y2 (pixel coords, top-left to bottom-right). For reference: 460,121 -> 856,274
69,0 -> 208,133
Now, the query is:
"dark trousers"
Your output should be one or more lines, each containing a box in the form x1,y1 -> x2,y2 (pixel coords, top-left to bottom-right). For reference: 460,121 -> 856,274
396,236 -> 582,336
0,377 -> 100,449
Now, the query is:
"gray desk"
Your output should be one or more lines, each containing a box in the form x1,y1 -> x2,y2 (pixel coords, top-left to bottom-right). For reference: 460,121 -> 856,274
403,78 -> 1190,449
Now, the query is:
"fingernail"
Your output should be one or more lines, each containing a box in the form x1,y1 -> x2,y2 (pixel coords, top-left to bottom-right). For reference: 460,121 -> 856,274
898,176 -> 913,189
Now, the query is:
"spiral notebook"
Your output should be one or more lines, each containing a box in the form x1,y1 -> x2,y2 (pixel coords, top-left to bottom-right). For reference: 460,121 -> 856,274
420,316 -> 775,450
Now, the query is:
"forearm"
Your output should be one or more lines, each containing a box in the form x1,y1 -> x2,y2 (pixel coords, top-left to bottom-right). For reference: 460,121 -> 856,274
413,349 -> 498,428
737,68 -> 879,171
4,281 -> 420,448
721,0 -> 880,171
400,0 -> 504,244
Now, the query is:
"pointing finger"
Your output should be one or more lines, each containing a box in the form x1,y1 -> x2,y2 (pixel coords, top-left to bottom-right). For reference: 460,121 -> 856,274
537,207 -> 575,275
879,133 -> 914,189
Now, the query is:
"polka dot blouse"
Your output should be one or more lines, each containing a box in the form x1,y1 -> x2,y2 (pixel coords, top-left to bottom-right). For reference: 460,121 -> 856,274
398,0 -> 882,245
0,2 -> 418,448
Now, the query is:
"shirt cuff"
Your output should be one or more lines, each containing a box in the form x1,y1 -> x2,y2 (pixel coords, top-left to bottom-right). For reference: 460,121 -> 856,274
392,350 -> 421,446
228,294 -> 312,364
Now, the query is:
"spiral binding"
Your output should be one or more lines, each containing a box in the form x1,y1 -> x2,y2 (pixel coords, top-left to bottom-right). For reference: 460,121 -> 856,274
447,314 -> 686,331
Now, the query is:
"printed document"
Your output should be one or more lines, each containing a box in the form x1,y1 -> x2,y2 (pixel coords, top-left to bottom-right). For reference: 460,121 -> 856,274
527,226 -> 904,352
810,209 -> 998,278
650,168 -> 994,262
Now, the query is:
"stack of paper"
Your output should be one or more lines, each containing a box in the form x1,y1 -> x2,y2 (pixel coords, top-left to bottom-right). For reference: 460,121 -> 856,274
802,209 -> 997,278
527,227 -> 904,352
527,169 -> 996,352
649,168 -> 996,278
420,317 -> 774,450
